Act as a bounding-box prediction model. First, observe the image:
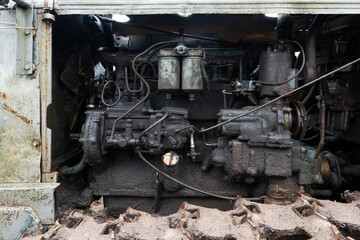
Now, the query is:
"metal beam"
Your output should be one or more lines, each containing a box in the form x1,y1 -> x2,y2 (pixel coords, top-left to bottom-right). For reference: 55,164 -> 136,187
15,0 -> 34,75
53,0 -> 360,15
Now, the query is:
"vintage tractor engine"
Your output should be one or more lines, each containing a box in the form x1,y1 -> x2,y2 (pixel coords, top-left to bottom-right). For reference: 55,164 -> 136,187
50,14 -> 360,215
78,40 -> 316,192
209,45 -> 313,185
79,103 -> 191,170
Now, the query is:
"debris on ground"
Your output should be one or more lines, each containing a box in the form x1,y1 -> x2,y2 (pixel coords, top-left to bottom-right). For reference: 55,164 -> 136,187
23,193 -> 360,240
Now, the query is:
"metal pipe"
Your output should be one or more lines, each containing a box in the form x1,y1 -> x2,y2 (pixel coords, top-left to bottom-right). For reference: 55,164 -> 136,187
110,40 -> 178,139
137,111 -> 169,141
313,99 -> 326,184
305,15 -> 327,84
60,155 -> 87,175
202,128 -> 217,147
14,0 -> 32,9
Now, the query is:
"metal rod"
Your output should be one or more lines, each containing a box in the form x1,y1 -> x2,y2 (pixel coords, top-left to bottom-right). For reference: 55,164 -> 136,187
0,26 -> 34,29
195,57 -> 360,133
313,99 -> 326,183
0,21 -> 16,25
136,151 -> 237,200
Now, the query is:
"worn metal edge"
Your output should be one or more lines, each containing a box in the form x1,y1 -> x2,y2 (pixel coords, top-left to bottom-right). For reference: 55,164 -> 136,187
0,183 -> 59,225
0,182 -> 59,189
53,0 -> 360,15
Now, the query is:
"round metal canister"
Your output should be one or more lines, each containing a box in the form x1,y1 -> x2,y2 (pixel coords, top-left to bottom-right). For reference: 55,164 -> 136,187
158,49 -> 180,97
182,49 -> 203,101
162,152 -> 181,192
259,48 -> 293,97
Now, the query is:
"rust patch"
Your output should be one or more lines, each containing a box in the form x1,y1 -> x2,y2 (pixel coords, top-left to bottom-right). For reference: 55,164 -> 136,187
0,92 -> 6,99
1,102 -> 32,124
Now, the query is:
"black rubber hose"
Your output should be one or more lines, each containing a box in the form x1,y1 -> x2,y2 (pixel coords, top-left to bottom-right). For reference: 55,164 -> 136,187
60,154 -> 87,175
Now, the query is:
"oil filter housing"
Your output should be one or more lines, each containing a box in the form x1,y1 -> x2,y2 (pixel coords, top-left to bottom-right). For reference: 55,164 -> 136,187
157,47 -> 204,101
158,49 -> 180,99
182,49 -> 204,101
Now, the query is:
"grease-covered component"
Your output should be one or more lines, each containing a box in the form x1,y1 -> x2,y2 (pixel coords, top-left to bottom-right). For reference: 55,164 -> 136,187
158,49 -> 180,99
182,49 -> 204,101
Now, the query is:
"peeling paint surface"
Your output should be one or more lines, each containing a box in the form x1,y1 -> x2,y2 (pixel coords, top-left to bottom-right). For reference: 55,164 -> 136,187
54,0 -> 360,15
0,206 -> 42,240
37,12 -> 54,177
0,183 -> 59,225
0,10 -> 41,183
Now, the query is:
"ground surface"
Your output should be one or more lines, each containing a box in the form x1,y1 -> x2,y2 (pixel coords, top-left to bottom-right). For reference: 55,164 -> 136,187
23,196 -> 360,240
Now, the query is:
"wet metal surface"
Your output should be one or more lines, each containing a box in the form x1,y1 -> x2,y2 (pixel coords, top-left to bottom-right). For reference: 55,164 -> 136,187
0,183 -> 59,224
0,10 -> 41,183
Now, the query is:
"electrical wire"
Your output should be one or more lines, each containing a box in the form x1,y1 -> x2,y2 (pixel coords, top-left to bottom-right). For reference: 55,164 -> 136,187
256,40 -> 306,86
101,80 -> 122,107
136,151 -> 237,200
193,57 -> 360,133
110,40 -> 178,139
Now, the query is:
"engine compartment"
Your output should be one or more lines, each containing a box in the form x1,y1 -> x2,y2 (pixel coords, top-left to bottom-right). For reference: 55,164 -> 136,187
52,14 -> 360,215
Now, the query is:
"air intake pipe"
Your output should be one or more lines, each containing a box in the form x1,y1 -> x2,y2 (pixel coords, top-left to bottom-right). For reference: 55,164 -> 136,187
305,15 -> 327,84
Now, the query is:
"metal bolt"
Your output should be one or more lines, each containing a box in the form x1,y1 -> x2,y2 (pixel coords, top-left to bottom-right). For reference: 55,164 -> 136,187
24,64 -> 30,70
32,140 -> 40,148
25,30 -> 31,35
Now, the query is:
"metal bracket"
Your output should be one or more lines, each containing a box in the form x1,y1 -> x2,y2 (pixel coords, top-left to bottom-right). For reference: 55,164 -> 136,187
15,0 -> 34,75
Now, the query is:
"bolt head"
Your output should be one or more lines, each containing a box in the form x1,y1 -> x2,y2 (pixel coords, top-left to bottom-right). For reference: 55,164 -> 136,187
32,140 -> 40,147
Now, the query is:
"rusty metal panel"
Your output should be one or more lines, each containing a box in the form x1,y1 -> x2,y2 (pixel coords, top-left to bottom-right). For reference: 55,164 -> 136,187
0,206 -> 42,240
37,11 -> 54,178
15,1 -> 34,75
53,0 -> 360,15
0,183 -> 59,225
0,10 -> 41,182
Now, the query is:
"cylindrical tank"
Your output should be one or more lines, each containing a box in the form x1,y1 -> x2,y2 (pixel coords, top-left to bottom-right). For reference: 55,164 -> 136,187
182,49 -> 204,101
158,49 -> 180,99
259,47 -> 293,97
